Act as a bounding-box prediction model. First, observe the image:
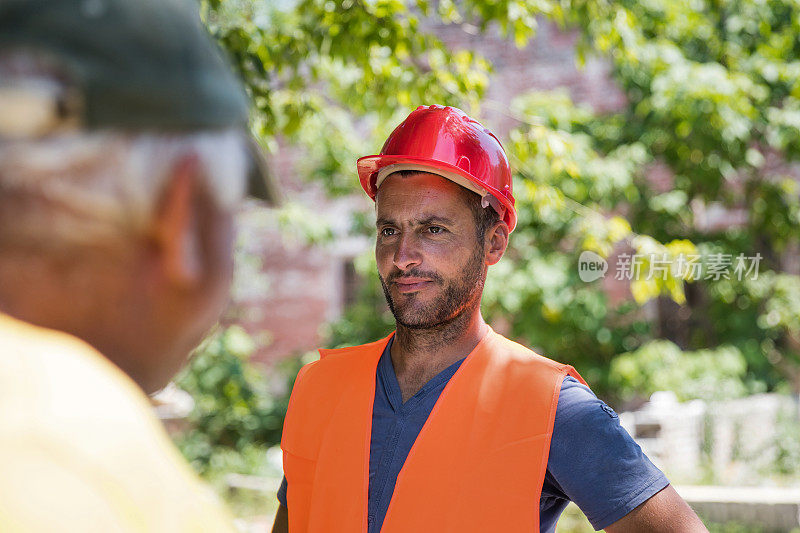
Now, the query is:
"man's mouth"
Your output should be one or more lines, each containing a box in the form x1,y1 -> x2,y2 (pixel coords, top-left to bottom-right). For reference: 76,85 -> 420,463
392,277 -> 433,293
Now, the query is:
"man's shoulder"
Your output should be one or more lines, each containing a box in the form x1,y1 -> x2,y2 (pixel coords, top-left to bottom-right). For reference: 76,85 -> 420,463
287,334 -> 393,408
488,330 -> 587,385
548,376 -> 670,530
0,435 -> 236,533
0,314 -> 237,531
317,333 -> 393,361
0,313 -> 157,428
298,333 -> 393,380
0,314 -> 183,469
491,332 -> 565,366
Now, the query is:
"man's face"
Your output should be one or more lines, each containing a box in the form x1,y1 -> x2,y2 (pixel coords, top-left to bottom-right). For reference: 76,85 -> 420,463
375,172 -> 486,329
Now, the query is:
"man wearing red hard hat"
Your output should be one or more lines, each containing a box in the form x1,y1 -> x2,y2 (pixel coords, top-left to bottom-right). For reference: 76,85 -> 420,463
273,106 -> 706,532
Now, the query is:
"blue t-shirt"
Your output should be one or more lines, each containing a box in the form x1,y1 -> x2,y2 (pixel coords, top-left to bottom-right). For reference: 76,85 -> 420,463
278,339 -> 668,532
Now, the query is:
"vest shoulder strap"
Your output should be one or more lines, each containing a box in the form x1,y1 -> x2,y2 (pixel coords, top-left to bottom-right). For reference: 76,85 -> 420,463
282,333 -> 392,459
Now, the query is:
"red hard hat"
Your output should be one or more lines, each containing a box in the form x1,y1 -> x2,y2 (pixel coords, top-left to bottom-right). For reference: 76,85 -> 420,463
357,105 -> 517,232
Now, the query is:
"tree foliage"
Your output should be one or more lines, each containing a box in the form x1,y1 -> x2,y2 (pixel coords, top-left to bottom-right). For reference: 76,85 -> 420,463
174,327 -> 303,472
572,0 -> 800,394
198,0 -> 800,402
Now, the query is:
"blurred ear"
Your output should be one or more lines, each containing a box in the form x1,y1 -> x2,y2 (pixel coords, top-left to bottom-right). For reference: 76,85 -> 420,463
151,154 -> 203,288
485,220 -> 509,266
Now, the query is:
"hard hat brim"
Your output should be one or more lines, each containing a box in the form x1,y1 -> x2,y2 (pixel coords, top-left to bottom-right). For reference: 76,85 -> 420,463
357,154 -> 517,232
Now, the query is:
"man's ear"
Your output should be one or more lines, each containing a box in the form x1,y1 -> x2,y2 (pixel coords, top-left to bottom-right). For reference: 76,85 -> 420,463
151,154 -> 203,288
485,221 -> 509,266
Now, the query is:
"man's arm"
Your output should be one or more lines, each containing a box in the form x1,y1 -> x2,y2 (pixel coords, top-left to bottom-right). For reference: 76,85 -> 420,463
546,377 -> 700,531
271,503 -> 288,533
605,485 -> 707,533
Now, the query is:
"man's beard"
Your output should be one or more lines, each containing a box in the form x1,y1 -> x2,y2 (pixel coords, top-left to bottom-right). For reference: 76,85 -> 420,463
379,244 -> 486,330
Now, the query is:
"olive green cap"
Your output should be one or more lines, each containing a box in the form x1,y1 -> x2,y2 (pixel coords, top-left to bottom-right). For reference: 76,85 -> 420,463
0,0 -> 278,203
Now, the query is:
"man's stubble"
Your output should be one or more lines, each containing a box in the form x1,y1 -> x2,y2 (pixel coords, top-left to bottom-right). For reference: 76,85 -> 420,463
379,241 -> 486,332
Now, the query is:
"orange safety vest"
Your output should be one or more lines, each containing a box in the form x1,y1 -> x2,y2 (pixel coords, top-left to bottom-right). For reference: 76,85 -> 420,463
281,327 -> 586,532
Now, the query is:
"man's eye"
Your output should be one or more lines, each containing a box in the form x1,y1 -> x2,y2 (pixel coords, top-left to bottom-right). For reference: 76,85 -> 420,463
428,226 -> 443,234
380,227 -> 396,236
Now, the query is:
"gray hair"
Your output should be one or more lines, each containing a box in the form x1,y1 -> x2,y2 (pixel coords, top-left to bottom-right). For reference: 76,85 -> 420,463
0,49 -> 249,250
0,129 -> 249,249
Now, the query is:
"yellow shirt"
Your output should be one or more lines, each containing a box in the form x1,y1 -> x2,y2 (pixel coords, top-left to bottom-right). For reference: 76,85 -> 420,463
0,312 -> 237,532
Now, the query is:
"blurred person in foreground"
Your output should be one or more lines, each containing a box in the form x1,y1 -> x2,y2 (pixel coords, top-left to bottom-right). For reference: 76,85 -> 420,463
273,105 -> 707,533
0,0 -> 277,530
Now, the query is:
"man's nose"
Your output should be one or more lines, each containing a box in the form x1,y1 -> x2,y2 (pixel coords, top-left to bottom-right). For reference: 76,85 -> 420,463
393,233 -> 422,271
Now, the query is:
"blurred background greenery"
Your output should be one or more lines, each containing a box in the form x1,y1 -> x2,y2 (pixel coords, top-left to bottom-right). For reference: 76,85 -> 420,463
165,0 -> 800,529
